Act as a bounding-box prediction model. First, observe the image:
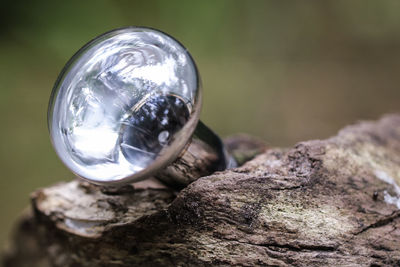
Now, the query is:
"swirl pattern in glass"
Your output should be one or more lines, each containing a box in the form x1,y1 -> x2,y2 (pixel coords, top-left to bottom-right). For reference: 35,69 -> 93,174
48,27 -> 200,183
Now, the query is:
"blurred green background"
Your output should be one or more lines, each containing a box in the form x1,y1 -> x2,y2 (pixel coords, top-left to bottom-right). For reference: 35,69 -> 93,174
1,0 -> 400,248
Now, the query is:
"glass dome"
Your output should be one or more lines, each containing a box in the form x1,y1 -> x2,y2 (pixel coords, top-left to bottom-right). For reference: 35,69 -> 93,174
48,27 -> 201,184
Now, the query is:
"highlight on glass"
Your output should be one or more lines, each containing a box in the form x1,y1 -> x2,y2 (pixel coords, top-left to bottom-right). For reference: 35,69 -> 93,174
48,27 -> 234,185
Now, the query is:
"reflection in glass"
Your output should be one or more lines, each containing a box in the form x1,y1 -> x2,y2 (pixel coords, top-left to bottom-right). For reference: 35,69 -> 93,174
48,27 -> 200,183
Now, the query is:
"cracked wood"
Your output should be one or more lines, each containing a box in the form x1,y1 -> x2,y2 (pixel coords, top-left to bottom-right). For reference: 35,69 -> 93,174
3,114 -> 400,266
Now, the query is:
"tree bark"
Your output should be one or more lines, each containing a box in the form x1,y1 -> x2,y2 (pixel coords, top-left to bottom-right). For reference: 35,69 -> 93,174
3,114 -> 400,266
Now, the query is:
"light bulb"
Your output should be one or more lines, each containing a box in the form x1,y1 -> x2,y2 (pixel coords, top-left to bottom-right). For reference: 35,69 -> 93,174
48,27 -> 235,186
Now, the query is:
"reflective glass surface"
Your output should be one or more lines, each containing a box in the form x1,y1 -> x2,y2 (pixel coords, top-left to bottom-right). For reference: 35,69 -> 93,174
48,27 -> 200,183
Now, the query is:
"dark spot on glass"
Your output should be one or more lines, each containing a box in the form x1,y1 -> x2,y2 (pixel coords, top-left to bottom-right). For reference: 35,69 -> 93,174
119,94 -> 190,166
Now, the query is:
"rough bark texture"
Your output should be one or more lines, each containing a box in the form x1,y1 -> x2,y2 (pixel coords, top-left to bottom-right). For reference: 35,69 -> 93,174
3,115 -> 400,266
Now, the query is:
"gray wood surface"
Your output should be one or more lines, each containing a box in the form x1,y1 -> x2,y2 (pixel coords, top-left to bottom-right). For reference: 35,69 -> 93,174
3,115 -> 400,266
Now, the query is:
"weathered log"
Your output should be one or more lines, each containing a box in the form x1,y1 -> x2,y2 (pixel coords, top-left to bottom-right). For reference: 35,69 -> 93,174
3,114 -> 400,266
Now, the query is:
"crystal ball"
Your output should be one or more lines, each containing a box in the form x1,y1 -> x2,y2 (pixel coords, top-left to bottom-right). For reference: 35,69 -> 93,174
48,27 -> 201,184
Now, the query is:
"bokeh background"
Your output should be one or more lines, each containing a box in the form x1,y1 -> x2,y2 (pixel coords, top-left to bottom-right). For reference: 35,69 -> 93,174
1,0 -> 399,248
